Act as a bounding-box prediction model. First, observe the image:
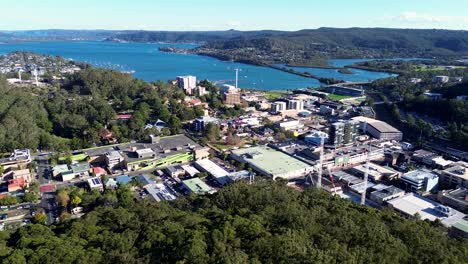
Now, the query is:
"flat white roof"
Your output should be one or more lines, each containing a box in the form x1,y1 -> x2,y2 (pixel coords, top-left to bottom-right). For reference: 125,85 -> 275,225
135,148 -> 154,154
195,159 -> 229,178
387,193 -> 466,227
181,165 -> 200,176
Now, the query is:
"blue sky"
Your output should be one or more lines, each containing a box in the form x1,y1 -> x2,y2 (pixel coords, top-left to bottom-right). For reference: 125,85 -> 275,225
2,0 -> 468,30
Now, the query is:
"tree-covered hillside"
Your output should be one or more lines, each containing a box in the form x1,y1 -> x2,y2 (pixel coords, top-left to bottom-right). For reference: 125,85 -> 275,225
0,182 -> 466,263
110,28 -> 468,65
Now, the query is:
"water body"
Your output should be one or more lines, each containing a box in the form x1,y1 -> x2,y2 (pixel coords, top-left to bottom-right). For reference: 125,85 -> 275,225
0,41 -> 402,90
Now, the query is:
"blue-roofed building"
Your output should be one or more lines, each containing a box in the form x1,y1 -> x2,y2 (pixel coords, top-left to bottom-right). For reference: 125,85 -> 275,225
115,175 -> 132,186
401,169 -> 439,193
134,174 -> 155,187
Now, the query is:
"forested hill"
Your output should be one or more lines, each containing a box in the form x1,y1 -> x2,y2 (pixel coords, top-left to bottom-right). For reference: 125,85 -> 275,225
107,28 -> 468,66
0,182 -> 466,263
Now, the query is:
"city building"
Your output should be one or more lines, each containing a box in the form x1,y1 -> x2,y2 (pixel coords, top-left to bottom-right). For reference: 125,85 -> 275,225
400,169 -> 439,193
193,116 -> 218,132
215,170 -> 251,186
350,163 -> 400,182
278,120 -> 304,132
287,99 -> 304,111
219,84 -> 240,94
352,116 -> 403,141
303,144 -> 385,169
165,165 -> 185,178
195,86 -> 208,96
134,148 -> 156,159
270,101 -> 287,113
328,120 -> 359,146
387,193 -> 466,227
319,105 -> 335,115
439,162 -> 468,188
180,165 -> 200,177
87,177 -> 104,192
176,76 -> 197,94
224,92 -> 241,105
437,188 -> 468,213
304,131 -> 329,146
369,184 -> 405,205
231,145 -> 314,180
105,151 -> 125,171
194,159 -> 229,179
0,149 -> 32,170
182,178 -> 215,195
145,183 -> 177,202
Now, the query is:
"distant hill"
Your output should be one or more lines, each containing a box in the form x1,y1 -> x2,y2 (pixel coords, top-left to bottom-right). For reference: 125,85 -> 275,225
0,29 -> 126,41
109,28 -> 468,65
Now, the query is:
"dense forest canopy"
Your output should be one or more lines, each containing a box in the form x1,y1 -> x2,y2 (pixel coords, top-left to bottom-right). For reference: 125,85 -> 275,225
0,182 -> 466,263
0,69 -> 207,153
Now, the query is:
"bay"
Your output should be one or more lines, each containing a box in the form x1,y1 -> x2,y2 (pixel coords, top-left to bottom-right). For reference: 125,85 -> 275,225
0,41 -> 401,90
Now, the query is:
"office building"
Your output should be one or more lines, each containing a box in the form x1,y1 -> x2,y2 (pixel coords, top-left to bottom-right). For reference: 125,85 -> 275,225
270,102 -> 287,113
105,151 -> 125,171
369,184 -> 405,205
176,76 -> 197,94
287,99 -> 304,111
305,131 -> 329,146
439,162 -> 468,188
350,162 -> 400,182
328,120 -> 359,146
400,169 -> 439,193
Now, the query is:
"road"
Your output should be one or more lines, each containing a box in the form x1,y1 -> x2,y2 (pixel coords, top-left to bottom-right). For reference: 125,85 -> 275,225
39,192 -> 58,225
34,153 -> 52,185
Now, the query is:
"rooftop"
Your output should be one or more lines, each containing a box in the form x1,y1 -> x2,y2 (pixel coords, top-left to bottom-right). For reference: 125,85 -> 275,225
402,169 -> 439,182
145,183 -> 177,202
388,193 -> 466,227
232,146 -> 312,177
195,159 -> 229,178
182,178 -> 214,195
452,220 -> 468,233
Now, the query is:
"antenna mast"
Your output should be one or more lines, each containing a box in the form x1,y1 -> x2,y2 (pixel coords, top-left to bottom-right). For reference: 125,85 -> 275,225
235,68 -> 239,89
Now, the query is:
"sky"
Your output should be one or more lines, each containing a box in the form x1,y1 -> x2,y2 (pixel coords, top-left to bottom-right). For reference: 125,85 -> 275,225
1,0 -> 468,31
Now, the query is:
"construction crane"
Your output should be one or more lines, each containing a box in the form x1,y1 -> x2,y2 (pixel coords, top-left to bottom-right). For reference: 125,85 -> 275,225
317,136 -> 325,189
361,143 -> 371,205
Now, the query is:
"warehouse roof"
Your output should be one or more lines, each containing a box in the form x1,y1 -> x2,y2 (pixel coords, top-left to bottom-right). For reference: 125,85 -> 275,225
232,146 -> 312,177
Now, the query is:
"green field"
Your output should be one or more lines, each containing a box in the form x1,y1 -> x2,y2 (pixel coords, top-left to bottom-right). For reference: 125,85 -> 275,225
327,94 -> 354,101
413,65 -> 466,72
264,91 -> 286,100
59,153 -> 89,162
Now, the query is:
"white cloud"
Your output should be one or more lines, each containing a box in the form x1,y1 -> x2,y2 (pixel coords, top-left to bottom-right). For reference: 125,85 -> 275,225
394,11 -> 468,24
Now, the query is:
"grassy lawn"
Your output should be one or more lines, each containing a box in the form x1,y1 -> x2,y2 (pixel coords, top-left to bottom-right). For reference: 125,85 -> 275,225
213,142 -> 232,150
413,65 -> 466,72
264,91 -> 286,100
327,94 -> 354,101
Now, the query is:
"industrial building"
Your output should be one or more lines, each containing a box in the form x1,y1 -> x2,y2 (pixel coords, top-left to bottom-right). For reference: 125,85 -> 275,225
231,145 -> 314,180
352,116 -> 403,141
400,169 -> 439,193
